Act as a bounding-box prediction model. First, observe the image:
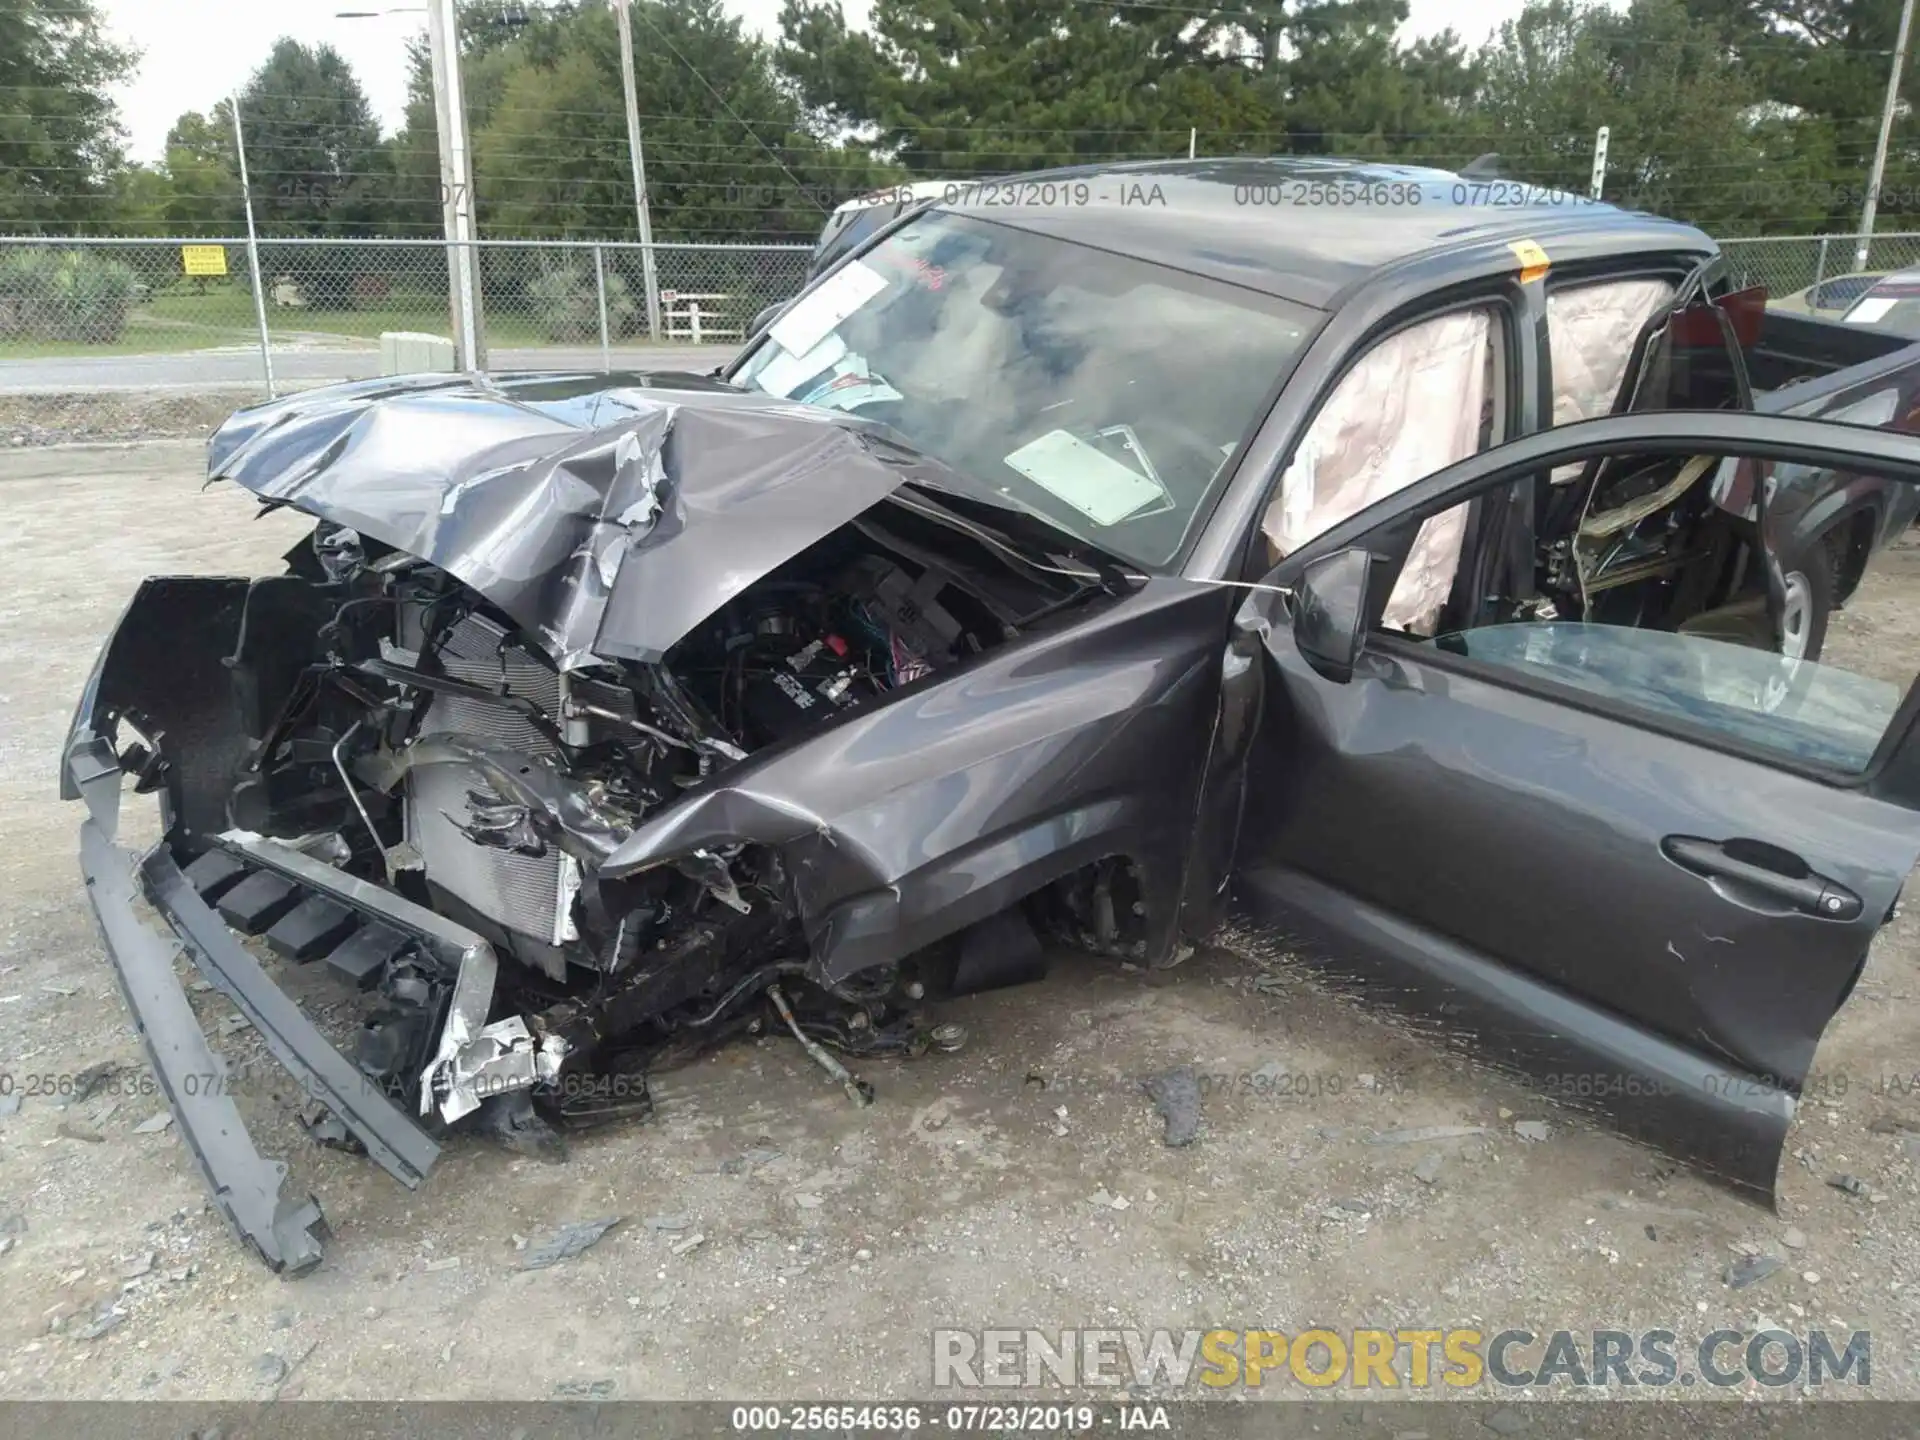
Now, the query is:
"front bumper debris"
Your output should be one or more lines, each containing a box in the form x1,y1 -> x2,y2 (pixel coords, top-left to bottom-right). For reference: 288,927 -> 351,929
143,835 -> 445,1184
63,575 -> 569,1273
72,743 -> 446,1271
208,828 -> 561,1125
79,808 -> 329,1274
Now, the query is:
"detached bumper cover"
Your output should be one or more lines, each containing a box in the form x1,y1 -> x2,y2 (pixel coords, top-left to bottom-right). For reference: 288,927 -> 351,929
68,728 -> 442,1275
79,806 -> 328,1274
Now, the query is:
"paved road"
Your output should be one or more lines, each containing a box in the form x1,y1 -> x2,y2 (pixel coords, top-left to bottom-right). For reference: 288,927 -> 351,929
0,343 -> 741,393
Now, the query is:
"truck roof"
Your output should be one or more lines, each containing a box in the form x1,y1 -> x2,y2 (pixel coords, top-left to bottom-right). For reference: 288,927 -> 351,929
830,179 -> 957,216
937,156 -> 1712,309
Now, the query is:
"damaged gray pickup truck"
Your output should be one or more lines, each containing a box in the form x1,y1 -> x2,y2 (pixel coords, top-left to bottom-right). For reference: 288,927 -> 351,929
65,159 -> 1920,1270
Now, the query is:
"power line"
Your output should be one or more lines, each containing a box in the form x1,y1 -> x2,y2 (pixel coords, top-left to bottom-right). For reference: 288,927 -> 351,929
622,3 -> 831,215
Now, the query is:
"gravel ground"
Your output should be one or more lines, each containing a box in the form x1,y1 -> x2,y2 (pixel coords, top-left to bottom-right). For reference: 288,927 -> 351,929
0,391 -> 270,448
4,436 -> 1920,1404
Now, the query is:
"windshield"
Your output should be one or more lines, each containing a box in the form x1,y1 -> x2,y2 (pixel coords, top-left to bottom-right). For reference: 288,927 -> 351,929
733,211 -> 1318,569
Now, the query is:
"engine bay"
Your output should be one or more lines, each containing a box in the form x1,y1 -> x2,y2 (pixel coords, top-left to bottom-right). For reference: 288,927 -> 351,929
207,499 -> 1094,1132
686,547 -> 998,751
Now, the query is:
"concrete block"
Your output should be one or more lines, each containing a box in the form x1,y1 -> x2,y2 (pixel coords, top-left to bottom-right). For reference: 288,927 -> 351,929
379,331 -> 456,374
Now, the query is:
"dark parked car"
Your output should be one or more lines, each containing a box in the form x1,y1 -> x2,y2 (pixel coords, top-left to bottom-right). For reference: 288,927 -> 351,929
65,158 -> 1920,1271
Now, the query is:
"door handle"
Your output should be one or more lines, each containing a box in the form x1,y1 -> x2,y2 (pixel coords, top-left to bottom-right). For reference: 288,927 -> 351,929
1662,836 -> 1862,921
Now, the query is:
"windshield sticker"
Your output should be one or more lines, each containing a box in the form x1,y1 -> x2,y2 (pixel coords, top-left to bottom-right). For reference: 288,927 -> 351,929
799,356 -> 904,412
1847,296 -> 1898,325
900,256 -> 948,291
1003,429 -> 1173,527
770,260 -> 890,357
753,332 -> 848,399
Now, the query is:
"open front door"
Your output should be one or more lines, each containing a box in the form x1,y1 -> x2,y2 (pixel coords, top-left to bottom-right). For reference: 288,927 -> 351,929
1233,410 -> 1920,1200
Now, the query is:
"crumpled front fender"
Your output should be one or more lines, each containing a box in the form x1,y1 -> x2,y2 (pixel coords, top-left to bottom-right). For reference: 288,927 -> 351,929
602,581 -> 1231,985
606,778 -> 1157,986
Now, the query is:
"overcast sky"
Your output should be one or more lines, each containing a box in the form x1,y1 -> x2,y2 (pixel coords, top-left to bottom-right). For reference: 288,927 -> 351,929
99,0 -> 1536,164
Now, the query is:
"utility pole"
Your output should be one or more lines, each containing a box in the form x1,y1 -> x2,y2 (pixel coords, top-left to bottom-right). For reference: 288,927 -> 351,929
229,94 -> 276,398
1859,0 -> 1919,270
612,0 -> 663,342
427,0 -> 485,369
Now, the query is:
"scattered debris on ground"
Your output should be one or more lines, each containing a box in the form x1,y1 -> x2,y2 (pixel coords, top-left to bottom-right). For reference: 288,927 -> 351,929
520,1217 -> 622,1270
68,1062 -> 121,1104
1726,1254 -> 1784,1289
1140,1064 -> 1203,1147
1369,1124 -> 1489,1145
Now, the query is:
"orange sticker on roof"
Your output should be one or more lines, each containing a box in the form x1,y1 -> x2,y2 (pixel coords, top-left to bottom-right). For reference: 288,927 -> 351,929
1509,239 -> 1551,283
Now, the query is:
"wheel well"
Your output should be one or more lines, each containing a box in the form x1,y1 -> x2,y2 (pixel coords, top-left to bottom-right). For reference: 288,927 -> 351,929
1027,854 -> 1151,959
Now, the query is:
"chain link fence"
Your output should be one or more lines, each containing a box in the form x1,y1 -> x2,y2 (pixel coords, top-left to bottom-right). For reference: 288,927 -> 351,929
1717,232 -> 1920,301
10,229 -> 1920,392
0,235 -> 813,390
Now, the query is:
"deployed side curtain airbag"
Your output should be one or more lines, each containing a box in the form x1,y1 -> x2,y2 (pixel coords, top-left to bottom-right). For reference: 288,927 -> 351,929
1546,277 -> 1679,482
1263,309 -> 1492,635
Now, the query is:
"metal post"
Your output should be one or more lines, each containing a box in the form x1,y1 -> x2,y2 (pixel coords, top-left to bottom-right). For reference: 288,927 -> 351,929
1589,125 -> 1610,201
428,0 -> 485,370
1188,127 -> 1196,161
1859,0 -> 1918,270
593,243 -> 611,372
229,95 -> 276,399
689,299 -> 702,346
1813,235 -> 1832,292
612,0 -> 663,342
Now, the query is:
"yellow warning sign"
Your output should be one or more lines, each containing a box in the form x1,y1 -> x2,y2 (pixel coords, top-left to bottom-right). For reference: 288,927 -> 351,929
1508,239 -> 1550,284
180,244 -> 228,277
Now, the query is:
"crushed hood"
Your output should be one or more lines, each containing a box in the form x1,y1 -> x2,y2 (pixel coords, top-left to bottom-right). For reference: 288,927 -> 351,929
206,371 -> 937,668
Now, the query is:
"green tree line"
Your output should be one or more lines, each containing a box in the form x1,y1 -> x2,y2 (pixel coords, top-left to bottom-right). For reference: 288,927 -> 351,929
5,0 -> 1920,244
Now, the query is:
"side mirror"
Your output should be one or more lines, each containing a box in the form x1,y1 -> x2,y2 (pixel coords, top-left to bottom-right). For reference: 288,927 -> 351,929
1292,548 -> 1372,684
749,301 -> 789,337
